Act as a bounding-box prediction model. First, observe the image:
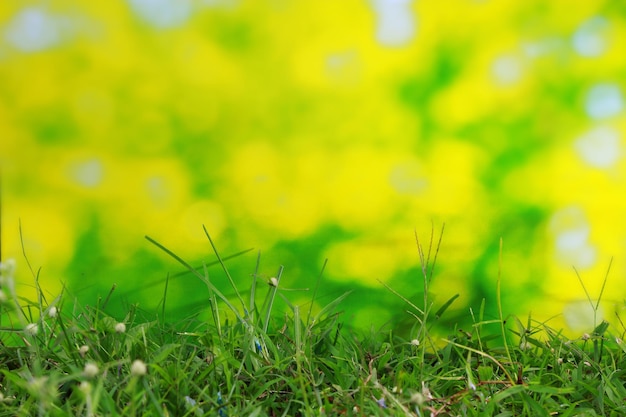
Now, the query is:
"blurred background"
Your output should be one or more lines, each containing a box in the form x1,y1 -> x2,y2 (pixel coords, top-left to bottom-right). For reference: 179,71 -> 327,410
1,0 -> 625,335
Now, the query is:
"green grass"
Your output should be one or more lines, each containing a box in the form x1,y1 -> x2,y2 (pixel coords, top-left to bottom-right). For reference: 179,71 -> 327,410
1,228 -> 626,416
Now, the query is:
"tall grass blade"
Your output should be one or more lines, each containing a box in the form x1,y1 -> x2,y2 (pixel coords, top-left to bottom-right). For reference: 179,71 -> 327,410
310,291 -> 351,326
497,237 -> 514,367
428,223 -> 445,283
434,293 -> 459,320
596,257 -> 612,311
263,266 -> 283,333
202,225 -> 246,312
124,247 -> 254,295
249,251 -> 262,323
573,266 -> 594,309
145,235 -> 242,320
160,273 -> 169,322
306,258 -> 328,326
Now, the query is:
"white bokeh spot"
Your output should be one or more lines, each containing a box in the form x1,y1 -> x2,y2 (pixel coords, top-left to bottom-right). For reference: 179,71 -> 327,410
549,206 -> 596,269
371,0 -> 416,47
563,300 -> 603,332
492,54 -> 523,86
574,126 -> 621,168
389,162 -> 427,194
4,8 -> 62,52
70,159 -> 104,188
585,83 -> 624,120
522,37 -> 563,59
573,16 -> 608,58
128,0 -> 193,29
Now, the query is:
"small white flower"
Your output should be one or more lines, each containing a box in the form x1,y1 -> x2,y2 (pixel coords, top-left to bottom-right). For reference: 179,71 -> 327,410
79,381 -> 92,395
48,306 -> 58,318
83,363 -> 99,378
582,333 -> 591,341
410,339 -> 420,347
519,341 -> 531,351
79,345 -> 89,357
269,277 -> 278,287
25,323 -> 38,336
130,359 -> 147,376
115,322 -> 126,333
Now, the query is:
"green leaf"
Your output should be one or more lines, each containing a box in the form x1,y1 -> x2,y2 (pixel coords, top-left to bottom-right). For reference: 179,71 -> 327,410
525,384 -> 575,395
593,320 -> 609,337
492,385 -> 526,403
434,293 -> 459,320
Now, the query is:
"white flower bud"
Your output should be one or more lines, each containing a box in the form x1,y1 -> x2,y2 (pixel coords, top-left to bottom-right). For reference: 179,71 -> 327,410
115,322 -> 126,333
79,345 -> 89,357
25,323 -> 38,336
83,363 -> 99,378
130,359 -> 147,376
79,381 -> 92,395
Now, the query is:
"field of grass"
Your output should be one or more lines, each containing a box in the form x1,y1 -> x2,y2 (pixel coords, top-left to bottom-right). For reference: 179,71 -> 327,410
1,228 -> 625,416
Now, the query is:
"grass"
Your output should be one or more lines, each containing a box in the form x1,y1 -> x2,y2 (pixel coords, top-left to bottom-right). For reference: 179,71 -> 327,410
1,226 -> 626,416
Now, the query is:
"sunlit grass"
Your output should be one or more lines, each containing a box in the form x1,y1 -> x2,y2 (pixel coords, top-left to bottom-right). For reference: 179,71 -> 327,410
1,229 -> 626,416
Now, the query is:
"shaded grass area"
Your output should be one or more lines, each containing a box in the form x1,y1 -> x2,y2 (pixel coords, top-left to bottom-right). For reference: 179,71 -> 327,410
1,227 -> 625,416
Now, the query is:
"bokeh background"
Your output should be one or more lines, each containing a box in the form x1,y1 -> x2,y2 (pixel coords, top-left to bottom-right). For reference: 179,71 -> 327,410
2,0 -> 626,335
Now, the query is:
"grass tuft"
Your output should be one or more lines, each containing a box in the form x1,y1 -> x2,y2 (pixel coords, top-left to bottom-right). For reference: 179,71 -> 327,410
0,228 -> 625,416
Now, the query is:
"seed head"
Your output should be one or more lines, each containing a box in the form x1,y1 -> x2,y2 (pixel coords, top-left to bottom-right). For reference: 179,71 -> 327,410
83,363 -> 99,378
79,345 -> 90,357
130,359 -> 147,376
79,381 -> 92,395
24,323 -> 38,336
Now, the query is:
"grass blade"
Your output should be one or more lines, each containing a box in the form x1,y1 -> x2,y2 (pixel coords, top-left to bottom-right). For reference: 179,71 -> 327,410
434,293 -> 459,320
145,235 -> 242,321
263,266 -> 283,333
203,225 -> 246,311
